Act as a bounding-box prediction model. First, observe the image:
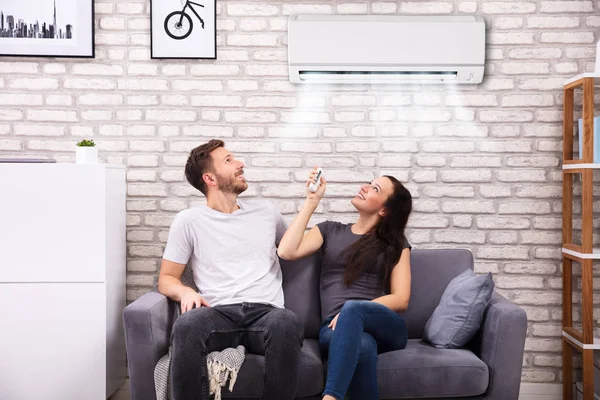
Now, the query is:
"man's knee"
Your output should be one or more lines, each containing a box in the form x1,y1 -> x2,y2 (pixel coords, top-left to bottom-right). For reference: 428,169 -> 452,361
172,308 -> 214,343
266,309 -> 303,343
281,309 -> 303,335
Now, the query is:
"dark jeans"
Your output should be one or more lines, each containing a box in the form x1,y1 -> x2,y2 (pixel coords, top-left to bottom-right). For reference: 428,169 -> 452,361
319,300 -> 408,400
171,302 -> 304,400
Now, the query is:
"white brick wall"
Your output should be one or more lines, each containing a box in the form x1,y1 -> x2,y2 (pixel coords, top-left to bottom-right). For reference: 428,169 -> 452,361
0,0 -> 598,385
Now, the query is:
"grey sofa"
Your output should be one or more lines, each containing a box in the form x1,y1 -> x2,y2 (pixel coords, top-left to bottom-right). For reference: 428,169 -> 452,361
124,248 -> 527,400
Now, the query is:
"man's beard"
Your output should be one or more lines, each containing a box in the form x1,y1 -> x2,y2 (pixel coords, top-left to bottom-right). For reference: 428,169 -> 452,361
216,172 -> 247,195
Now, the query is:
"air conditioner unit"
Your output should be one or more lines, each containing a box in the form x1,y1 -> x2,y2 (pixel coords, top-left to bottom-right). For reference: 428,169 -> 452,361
288,15 -> 486,84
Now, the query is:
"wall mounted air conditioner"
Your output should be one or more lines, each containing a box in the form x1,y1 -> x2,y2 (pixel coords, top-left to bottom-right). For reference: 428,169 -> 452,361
288,15 -> 486,84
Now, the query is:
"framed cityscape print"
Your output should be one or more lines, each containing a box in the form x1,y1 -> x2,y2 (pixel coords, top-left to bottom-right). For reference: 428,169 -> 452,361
0,0 -> 94,58
151,0 -> 217,59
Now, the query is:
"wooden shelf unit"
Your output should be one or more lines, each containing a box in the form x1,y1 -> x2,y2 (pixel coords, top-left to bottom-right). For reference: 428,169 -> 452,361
562,73 -> 600,400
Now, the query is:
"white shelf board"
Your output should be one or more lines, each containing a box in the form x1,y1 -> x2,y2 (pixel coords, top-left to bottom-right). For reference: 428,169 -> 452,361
563,247 -> 600,260
563,163 -> 600,170
564,72 -> 600,87
563,330 -> 600,350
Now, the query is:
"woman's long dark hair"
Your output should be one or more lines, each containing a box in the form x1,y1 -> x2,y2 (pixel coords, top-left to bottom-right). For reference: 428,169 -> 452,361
341,176 -> 412,292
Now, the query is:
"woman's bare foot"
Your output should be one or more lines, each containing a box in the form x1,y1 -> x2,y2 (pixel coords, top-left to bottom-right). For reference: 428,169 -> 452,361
323,396 -> 337,400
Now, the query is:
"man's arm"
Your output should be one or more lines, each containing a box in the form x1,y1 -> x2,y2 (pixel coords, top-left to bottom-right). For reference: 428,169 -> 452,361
158,259 -> 210,313
157,259 -> 192,301
159,212 -> 209,313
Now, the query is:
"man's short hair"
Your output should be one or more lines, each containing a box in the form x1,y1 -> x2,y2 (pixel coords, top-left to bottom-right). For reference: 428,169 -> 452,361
185,139 -> 225,195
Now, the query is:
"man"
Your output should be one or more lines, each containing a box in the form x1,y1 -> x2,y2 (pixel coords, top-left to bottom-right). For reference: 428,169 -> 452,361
158,139 -> 303,400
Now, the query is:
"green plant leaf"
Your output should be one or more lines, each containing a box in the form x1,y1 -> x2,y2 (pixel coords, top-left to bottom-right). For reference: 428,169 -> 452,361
76,139 -> 96,147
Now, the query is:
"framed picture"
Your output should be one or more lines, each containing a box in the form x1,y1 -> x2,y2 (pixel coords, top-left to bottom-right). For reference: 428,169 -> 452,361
0,0 -> 94,58
151,0 -> 216,59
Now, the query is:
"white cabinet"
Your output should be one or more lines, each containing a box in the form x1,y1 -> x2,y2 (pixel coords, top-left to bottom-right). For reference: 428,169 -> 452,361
0,164 -> 127,400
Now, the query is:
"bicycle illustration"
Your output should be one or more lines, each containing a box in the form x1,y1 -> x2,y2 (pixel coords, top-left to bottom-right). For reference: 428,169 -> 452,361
164,0 -> 205,40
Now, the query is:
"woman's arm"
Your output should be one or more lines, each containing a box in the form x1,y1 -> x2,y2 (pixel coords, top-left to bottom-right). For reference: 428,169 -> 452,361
372,247 -> 411,312
277,221 -> 324,260
277,167 -> 326,260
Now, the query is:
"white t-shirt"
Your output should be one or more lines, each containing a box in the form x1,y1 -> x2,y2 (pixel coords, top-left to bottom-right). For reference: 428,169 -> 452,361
162,199 -> 288,308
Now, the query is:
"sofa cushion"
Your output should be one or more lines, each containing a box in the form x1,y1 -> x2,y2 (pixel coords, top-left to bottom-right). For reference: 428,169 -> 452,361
223,339 -> 324,398
400,249 -> 474,339
423,269 -> 495,349
281,254 -> 322,339
377,339 -> 489,399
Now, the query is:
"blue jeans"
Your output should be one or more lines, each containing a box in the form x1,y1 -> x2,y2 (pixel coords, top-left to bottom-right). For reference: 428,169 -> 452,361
319,300 -> 408,400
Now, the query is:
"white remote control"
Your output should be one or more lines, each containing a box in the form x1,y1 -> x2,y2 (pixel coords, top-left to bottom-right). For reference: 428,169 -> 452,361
308,168 -> 323,193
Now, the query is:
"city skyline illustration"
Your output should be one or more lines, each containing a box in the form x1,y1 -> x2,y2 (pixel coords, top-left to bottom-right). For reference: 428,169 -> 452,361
0,0 -> 76,39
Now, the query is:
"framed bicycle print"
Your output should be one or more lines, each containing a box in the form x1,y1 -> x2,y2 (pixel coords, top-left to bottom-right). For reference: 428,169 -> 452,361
0,0 -> 94,58
151,0 -> 216,59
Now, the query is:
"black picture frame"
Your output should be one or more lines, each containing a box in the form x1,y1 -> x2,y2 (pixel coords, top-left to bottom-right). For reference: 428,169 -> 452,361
150,0 -> 217,60
0,0 -> 94,58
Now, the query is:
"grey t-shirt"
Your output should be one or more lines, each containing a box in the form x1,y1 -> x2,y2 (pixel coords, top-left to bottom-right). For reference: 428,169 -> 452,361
163,199 -> 288,308
317,221 -> 411,320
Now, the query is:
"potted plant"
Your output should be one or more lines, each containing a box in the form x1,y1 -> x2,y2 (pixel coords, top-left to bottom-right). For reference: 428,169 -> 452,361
76,139 -> 98,164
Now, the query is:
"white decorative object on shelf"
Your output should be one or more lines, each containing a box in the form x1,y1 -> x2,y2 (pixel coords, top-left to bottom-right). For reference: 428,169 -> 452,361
76,139 -> 98,164
0,164 -> 126,400
596,39 -> 600,74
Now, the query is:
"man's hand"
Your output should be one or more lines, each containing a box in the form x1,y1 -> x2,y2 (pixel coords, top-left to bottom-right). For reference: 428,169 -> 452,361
328,313 -> 340,330
180,289 -> 211,314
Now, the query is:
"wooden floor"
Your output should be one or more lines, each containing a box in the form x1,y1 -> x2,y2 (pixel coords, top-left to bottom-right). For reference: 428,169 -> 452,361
108,380 -> 131,400
107,382 -> 564,400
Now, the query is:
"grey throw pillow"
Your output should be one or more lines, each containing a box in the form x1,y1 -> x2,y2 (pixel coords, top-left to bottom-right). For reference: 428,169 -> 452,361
423,269 -> 495,349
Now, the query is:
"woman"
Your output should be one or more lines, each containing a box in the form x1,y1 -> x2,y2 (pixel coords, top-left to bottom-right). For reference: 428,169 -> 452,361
277,167 -> 413,400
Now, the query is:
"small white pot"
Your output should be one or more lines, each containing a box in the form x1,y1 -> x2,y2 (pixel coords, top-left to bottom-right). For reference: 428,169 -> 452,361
76,146 -> 98,164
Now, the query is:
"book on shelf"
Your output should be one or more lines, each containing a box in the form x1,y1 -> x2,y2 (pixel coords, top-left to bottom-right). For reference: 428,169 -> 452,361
578,116 -> 600,162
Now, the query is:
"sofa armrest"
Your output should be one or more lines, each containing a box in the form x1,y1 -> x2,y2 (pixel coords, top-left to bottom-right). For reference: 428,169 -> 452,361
123,290 -> 177,400
469,291 -> 527,400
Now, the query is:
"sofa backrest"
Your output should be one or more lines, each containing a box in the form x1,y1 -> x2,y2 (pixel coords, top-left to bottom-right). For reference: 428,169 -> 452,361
159,254 -> 322,338
400,248 -> 474,339
280,248 -> 475,341
173,248 -> 473,341
280,253 -> 322,339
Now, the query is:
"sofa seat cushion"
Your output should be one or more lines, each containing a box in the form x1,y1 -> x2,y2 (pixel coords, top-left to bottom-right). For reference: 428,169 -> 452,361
377,339 -> 489,399
223,338 -> 324,398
